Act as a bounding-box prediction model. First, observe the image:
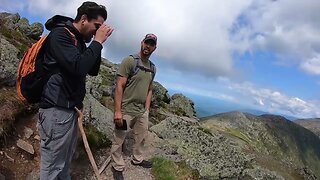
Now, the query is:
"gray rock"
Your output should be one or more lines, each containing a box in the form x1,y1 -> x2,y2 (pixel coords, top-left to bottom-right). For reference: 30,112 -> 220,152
86,58 -> 118,100
26,169 -> 40,180
244,167 -> 285,180
0,37 -> 20,86
16,18 -> 30,34
28,22 -> 43,39
169,93 -> 197,118
2,13 -> 20,30
16,139 -> 34,154
34,135 -> 40,141
83,93 -> 114,139
1,13 -> 43,40
0,12 -> 12,19
150,116 -> 252,179
152,81 -> 170,107
17,18 -> 43,40
24,127 -> 34,139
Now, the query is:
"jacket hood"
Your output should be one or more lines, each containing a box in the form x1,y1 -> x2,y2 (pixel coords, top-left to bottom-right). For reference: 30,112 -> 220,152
45,15 -> 74,31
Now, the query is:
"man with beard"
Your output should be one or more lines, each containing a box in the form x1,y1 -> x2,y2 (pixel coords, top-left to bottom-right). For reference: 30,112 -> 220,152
111,33 -> 157,180
37,1 -> 113,179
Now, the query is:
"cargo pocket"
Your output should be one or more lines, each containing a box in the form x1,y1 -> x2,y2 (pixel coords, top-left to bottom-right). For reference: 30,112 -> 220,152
38,109 -> 55,146
52,108 -> 75,140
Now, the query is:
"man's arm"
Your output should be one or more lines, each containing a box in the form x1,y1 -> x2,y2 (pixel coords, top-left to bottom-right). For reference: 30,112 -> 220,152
114,75 -> 127,127
145,83 -> 153,111
88,57 -> 101,76
88,24 -> 113,76
49,28 -> 103,76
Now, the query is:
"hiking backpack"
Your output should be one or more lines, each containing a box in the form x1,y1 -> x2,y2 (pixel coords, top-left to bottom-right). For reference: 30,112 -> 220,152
16,27 -> 76,104
111,54 -> 156,99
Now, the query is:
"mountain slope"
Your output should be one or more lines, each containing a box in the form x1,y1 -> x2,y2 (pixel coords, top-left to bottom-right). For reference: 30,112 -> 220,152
294,118 -> 320,138
201,111 -> 320,179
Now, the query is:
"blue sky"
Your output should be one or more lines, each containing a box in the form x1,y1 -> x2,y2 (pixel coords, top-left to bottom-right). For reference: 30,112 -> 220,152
1,0 -> 320,118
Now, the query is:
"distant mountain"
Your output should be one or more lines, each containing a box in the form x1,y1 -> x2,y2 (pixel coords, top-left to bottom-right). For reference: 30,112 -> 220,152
175,92 -> 300,120
294,118 -> 320,138
201,111 -> 320,179
238,109 -> 299,120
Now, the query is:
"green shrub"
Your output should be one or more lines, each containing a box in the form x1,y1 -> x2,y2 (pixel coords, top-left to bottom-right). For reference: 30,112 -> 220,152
198,127 -> 213,136
83,124 -> 111,149
151,156 -> 199,180
0,25 -> 33,58
226,128 -> 251,143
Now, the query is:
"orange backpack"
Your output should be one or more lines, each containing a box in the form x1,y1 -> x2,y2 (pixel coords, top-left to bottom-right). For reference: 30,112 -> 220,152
16,35 -> 48,104
16,27 -> 76,104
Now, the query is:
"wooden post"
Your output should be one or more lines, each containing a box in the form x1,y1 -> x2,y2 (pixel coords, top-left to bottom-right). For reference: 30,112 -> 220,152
75,107 -> 102,180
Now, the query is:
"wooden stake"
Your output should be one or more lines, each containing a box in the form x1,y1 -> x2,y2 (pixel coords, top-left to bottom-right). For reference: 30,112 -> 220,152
75,107 -> 102,180
98,156 -> 111,174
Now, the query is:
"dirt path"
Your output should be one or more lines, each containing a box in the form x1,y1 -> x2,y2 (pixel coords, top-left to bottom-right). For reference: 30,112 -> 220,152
0,112 -> 157,180
0,114 -> 40,180
78,132 -> 157,180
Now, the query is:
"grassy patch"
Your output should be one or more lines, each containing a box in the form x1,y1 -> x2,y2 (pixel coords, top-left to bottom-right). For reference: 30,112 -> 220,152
151,157 -> 199,180
83,124 -> 111,149
170,107 -> 188,117
0,88 -> 36,146
100,96 -> 114,111
226,128 -> 251,143
198,127 -> 213,136
0,25 -> 33,58
100,68 -> 115,86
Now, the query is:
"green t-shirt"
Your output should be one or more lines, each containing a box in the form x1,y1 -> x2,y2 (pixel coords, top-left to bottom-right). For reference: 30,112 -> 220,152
117,56 -> 154,116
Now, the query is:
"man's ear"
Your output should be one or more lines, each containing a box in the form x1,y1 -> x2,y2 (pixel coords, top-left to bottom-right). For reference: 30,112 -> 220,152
80,14 -> 88,23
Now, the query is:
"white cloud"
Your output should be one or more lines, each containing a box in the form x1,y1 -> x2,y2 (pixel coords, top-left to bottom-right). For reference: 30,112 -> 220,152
226,80 -> 320,118
0,0 -> 24,12
3,0 -> 320,78
300,54 -> 320,75
159,70 -> 320,118
232,0 -> 320,75
1,0 -> 253,77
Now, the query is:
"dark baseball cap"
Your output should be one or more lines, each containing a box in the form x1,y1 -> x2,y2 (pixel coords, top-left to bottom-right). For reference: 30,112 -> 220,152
143,33 -> 157,45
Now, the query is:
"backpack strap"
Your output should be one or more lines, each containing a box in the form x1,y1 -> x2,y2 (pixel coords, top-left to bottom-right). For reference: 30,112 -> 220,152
64,27 -> 78,46
128,54 -> 156,83
149,61 -> 156,82
130,54 -> 141,76
129,54 -> 156,74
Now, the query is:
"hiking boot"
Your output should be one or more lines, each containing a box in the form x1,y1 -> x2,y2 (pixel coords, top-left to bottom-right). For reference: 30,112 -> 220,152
111,166 -> 124,180
131,160 -> 153,168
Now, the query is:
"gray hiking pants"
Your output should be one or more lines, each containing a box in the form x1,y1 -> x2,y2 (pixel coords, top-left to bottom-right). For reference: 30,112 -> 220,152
38,107 -> 79,180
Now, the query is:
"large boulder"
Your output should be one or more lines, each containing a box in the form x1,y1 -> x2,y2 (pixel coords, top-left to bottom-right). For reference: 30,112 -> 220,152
16,17 -> 43,40
152,81 -> 170,107
86,58 -> 118,101
0,37 -> 20,87
83,93 -> 114,139
0,13 -> 43,40
0,12 -> 20,30
150,116 -> 258,179
169,93 -> 197,118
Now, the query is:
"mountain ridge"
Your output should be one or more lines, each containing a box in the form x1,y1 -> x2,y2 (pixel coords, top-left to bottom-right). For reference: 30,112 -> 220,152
201,111 -> 320,179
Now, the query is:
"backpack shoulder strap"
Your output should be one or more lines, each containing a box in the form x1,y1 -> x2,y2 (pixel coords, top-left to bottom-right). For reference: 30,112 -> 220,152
64,27 -> 78,46
129,54 -> 156,81
129,54 -> 141,76
149,60 -> 156,81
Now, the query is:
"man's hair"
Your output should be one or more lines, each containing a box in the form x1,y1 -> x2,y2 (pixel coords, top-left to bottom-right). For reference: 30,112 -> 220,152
74,1 -> 107,22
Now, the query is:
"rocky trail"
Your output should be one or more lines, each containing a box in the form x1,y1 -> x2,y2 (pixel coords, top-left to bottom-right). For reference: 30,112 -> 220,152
0,112 -> 157,180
